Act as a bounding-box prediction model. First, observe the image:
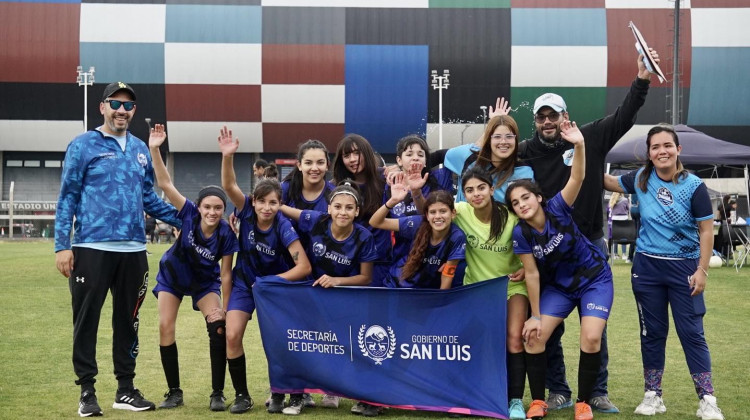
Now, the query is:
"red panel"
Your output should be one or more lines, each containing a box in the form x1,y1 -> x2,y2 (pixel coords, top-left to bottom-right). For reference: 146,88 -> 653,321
262,123 -> 345,153
262,45 -> 345,85
0,3 -> 80,83
511,0 -> 604,7
165,85 -> 261,122
692,0 -> 748,7
606,9 -> 691,88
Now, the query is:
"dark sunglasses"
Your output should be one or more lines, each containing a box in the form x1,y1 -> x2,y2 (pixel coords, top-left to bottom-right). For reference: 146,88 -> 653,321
534,111 -> 561,124
105,99 -> 136,111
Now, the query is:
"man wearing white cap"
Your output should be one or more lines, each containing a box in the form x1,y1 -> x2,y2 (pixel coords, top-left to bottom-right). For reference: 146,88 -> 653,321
509,49 -> 661,414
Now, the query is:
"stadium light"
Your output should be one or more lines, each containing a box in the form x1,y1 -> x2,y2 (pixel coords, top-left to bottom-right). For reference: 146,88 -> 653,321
431,69 -> 450,150
76,66 -> 95,131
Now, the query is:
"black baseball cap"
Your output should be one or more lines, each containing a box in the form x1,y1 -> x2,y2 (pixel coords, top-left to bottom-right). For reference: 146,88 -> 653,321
102,81 -> 137,101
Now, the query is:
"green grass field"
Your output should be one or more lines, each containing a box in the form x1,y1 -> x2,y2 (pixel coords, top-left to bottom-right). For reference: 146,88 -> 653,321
0,241 -> 746,419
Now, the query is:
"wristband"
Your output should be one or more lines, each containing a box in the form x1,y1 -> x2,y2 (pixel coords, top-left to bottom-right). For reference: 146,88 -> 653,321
697,266 -> 708,277
530,316 -> 541,321
384,203 -> 394,210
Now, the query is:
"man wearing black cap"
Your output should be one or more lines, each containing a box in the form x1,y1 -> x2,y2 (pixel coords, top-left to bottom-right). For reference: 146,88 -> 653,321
55,81 -> 181,417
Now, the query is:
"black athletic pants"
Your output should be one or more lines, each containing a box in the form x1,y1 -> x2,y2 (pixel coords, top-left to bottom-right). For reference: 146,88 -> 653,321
69,248 -> 149,390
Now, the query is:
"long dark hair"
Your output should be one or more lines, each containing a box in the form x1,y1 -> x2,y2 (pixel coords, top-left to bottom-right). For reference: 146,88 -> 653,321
282,139 -> 330,204
461,167 -> 508,244
332,134 -> 384,218
476,115 -> 520,189
505,179 -> 545,214
252,178 -> 282,202
638,124 -> 689,192
400,190 -> 454,281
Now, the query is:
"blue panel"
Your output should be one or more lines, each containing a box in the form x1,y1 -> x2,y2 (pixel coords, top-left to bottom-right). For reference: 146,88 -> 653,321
345,45 -> 428,153
166,4 -> 261,43
80,43 -> 164,84
511,8 -> 606,46
688,47 -> 750,126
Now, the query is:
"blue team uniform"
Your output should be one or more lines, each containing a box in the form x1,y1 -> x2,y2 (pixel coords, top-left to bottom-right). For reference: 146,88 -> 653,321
620,169 -> 714,376
384,168 -> 454,263
355,177 -> 393,287
229,196 -> 301,315
281,180 -> 335,249
297,210 -> 379,280
388,216 -> 466,289
444,143 -> 534,203
153,200 -> 239,309
512,193 -> 613,320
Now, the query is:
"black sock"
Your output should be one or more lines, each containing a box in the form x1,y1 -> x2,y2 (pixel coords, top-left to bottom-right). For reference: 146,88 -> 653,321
207,321 -> 227,392
507,352 -> 526,399
81,383 -> 96,395
525,352 -> 547,401
227,355 -> 249,396
577,350 -> 601,403
116,379 -> 134,394
160,342 -> 180,390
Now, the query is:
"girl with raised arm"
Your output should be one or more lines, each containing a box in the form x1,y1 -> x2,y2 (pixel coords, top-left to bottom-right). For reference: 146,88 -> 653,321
217,126 -> 312,415
148,124 -> 239,412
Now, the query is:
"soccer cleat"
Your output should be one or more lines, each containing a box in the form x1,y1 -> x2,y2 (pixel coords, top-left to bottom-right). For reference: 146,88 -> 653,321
282,395 -> 304,416
320,394 -> 340,408
78,391 -> 103,417
508,398 -> 525,420
590,395 -> 620,413
302,392 -> 316,408
696,395 -> 724,420
159,388 -> 183,409
634,391 -> 666,415
575,402 -> 594,420
527,399 -> 548,419
546,393 -> 573,410
229,394 -> 254,414
112,388 -> 156,411
209,390 -> 226,411
267,393 -> 286,414
351,401 -> 366,415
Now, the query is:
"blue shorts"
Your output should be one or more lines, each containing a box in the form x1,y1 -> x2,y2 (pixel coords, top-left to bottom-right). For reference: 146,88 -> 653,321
227,279 -> 255,317
153,278 -> 220,311
541,274 -> 614,320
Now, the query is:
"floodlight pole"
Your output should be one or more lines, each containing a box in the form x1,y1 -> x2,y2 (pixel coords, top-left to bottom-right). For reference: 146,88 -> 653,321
77,66 -> 95,131
431,69 -> 450,150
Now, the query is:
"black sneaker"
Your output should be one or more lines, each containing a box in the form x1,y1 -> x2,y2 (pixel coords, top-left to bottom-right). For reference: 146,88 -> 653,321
78,391 -> 103,417
159,388 -> 183,409
268,393 -> 286,414
302,393 -> 316,408
282,395 -> 304,416
230,394 -> 254,414
210,390 -> 226,411
113,388 -> 156,412
362,403 -> 382,417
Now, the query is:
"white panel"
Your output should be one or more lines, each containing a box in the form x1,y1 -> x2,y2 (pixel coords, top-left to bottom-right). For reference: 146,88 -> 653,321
0,120 -> 86,152
261,85 -> 345,123
167,122 -> 263,153
80,4 -> 166,43
692,8 -> 750,47
605,0 -> 691,8
425,123 -> 485,151
511,46 -> 608,87
164,43 -> 261,85
261,0 -> 428,7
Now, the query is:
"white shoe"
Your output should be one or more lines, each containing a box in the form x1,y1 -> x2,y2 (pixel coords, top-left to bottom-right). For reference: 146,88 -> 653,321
320,394 -> 339,408
622,254 -> 628,260
696,395 -> 724,420
634,391 -> 666,415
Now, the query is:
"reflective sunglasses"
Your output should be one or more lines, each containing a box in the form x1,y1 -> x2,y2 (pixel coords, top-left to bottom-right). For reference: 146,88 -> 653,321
534,111 -> 561,124
105,99 -> 136,111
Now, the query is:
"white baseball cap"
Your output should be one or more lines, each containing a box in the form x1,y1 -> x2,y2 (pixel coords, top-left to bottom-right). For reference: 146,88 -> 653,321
533,93 -> 567,114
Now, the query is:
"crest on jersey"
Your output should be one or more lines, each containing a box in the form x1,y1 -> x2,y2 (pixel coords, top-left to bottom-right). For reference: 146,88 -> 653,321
312,242 -> 326,257
656,187 -> 673,206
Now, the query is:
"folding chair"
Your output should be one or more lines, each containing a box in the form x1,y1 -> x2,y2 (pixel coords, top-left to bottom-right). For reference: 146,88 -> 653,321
610,219 -> 637,264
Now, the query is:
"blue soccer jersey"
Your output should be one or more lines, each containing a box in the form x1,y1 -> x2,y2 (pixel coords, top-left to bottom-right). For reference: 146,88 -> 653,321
281,180 -> 335,213
297,210 -> 379,280
389,216 -> 466,289
155,200 -> 238,294
620,169 -> 713,259
444,143 -> 534,203
234,196 -> 300,286
512,193 -> 608,292
385,168 -> 455,262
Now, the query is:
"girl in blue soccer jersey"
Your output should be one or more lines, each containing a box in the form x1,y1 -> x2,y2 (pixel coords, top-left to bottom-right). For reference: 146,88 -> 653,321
506,120 -> 611,420
218,126 -> 313,415
443,114 -> 534,204
384,135 -> 455,267
332,134 -> 392,288
148,125 -> 239,411
369,184 -> 465,289
281,139 -> 335,231
280,180 -> 379,415
603,125 -> 724,420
